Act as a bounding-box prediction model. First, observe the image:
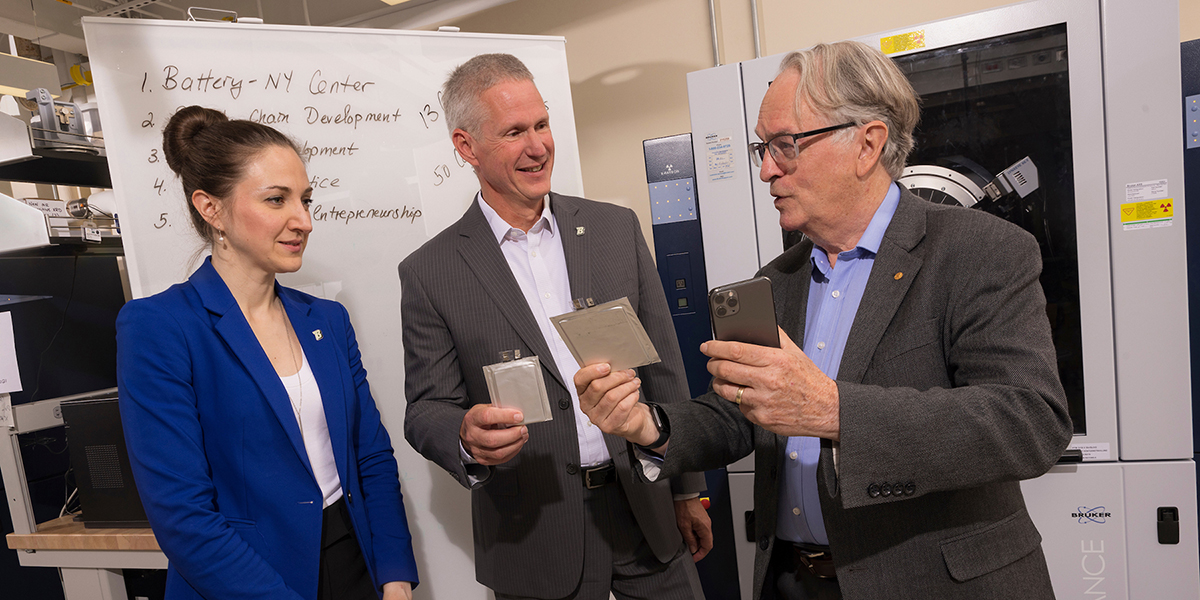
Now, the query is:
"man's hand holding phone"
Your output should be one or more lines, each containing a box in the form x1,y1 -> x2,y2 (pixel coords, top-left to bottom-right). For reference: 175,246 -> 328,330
702,327 -> 841,441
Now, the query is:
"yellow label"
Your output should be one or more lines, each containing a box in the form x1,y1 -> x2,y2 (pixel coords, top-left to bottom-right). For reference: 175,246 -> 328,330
880,30 -> 926,55
1120,198 -> 1174,223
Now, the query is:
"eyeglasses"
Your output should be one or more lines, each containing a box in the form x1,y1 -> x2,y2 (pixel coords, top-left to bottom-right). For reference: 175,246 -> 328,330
748,122 -> 857,167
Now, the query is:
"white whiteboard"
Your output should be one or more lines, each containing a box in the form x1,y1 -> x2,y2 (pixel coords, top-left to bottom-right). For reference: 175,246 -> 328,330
83,17 -> 585,600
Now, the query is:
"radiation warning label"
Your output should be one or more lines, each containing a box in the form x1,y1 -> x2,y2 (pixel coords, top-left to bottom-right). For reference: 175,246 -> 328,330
1121,179 -> 1172,231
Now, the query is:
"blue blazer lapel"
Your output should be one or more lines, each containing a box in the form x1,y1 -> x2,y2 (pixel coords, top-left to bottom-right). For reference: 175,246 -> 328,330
190,261 -> 313,478
282,288 -> 348,481
455,200 -> 566,389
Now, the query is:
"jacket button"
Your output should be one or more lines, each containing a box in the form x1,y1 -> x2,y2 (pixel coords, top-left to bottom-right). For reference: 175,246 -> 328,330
759,536 -> 770,551
880,483 -> 892,497
559,398 -> 571,410
867,483 -> 881,498
904,482 -> 916,496
566,463 -> 579,475
347,492 -> 354,504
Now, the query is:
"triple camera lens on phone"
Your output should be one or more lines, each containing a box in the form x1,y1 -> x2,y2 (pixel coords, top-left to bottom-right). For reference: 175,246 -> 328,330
712,290 -> 740,318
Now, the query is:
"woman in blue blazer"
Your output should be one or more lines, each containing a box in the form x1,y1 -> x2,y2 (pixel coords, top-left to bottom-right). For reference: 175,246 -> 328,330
117,106 -> 418,600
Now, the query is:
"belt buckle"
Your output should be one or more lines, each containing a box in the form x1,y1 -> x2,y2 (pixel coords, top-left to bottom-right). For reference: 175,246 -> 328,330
583,465 -> 610,489
795,548 -> 837,580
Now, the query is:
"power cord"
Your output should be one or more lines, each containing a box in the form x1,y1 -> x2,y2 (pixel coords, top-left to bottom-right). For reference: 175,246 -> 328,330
28,252 -> 79,402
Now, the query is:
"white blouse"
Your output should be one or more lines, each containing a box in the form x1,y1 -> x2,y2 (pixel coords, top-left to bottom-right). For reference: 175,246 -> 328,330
280,350 -> 343,508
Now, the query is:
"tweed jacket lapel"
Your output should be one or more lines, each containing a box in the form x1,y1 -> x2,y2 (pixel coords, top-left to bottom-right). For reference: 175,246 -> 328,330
813,190 -> 926,498
837,190 -> 926,385
190,259 -> 314,477
455,198 -> 566,390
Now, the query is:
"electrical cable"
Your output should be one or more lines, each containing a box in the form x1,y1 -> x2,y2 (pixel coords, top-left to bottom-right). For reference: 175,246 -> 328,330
29,0 -> 42,46
60,482 -> 78,517
28,252 -> 80,402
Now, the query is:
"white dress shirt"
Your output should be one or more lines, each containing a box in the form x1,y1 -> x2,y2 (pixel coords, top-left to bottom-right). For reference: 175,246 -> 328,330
467,193 -> 613,467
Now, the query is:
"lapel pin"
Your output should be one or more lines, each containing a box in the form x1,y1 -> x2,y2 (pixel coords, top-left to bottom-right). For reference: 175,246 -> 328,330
312,330 -> 323,341
576,226 -> 585,236
894,272 -> 904,280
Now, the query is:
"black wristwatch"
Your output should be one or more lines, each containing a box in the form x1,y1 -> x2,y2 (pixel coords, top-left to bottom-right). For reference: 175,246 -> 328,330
634,402 -> 671,451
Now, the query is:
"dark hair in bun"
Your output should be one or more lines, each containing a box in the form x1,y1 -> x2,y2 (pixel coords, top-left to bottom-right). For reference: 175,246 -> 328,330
161,106 -> 303,244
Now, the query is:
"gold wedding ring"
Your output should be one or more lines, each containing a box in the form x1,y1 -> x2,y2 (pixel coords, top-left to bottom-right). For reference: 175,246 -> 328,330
735,386 -> 745,405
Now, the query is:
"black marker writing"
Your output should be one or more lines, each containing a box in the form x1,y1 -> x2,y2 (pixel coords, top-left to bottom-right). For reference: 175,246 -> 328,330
303,105 -> 402,130
300,140 -> 360,160
312,204 -> 422,225
161,66 -> 245,100
249,109 -> 289,125
309,70 -> 376,95
265,71 -> 293,93
309,175 -> 340,189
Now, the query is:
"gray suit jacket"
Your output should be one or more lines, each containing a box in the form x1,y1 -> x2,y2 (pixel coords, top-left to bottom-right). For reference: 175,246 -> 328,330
399,193 -> 704,597
654,189 -> 1072,599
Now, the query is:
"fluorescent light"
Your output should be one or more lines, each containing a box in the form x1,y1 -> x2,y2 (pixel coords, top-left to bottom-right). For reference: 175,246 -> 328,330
380,0 -> 416,5
0,53 -> 60,99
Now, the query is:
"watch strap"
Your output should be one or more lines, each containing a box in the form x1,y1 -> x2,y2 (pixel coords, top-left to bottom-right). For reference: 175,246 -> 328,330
634,401 -> 670,450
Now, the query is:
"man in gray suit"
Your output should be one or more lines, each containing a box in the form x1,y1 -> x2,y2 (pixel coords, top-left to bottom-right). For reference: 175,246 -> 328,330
576,41 -> 1073,599
399,54 -> 709,600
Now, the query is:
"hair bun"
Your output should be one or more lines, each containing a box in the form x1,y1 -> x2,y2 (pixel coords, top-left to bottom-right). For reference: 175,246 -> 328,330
162,106 -> 229,175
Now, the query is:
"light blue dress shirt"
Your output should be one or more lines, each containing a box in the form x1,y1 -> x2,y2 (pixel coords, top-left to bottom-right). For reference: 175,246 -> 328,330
775,183 -> 901,546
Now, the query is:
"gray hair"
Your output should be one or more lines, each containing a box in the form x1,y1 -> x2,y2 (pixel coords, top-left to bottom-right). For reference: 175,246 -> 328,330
442,53 -> 535,135
778,41 -> 920,180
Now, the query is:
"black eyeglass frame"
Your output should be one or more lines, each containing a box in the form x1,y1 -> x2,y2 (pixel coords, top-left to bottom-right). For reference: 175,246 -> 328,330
748,121 -> 858,167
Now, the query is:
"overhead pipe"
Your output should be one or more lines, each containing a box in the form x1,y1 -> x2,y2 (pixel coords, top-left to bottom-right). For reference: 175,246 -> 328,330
751,0 -> 762,58
708,0 -> 721,66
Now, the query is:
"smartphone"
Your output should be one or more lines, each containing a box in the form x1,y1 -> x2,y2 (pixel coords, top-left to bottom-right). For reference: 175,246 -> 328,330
708,276 -> 780,348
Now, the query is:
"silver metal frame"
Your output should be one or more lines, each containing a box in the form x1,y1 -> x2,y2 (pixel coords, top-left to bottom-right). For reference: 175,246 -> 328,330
0,389 -> 166,599
1,392 -> 69,536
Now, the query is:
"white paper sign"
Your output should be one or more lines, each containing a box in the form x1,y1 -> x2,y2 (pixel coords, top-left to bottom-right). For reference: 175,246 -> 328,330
704,131 -> 736,183
21,198 -> 68,217
1125,179 -> 1168,202
1068,442 -> 1111,461
0,312 -> 22,394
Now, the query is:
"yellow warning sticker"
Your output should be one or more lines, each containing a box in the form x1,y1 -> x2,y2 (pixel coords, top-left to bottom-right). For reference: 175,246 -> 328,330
1120,198 -> 1174,230
880,30 -> 926,55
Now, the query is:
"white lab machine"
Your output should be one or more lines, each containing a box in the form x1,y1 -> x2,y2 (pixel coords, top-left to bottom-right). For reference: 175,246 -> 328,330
685,0 -> 1199,598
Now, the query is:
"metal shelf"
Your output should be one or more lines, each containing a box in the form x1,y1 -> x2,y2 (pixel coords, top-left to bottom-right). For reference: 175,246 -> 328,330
0,147 -> 111,188
0,113 -> 110,188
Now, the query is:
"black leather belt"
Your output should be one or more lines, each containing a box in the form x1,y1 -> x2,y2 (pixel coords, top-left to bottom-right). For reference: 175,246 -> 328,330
792,543 -> 837,579
582,463 -> 617,489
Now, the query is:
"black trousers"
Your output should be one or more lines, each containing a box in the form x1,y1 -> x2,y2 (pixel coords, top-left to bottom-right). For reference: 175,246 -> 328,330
762,540 -> 842,600
317,496 -> 377,600
494,477 -> 704,600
